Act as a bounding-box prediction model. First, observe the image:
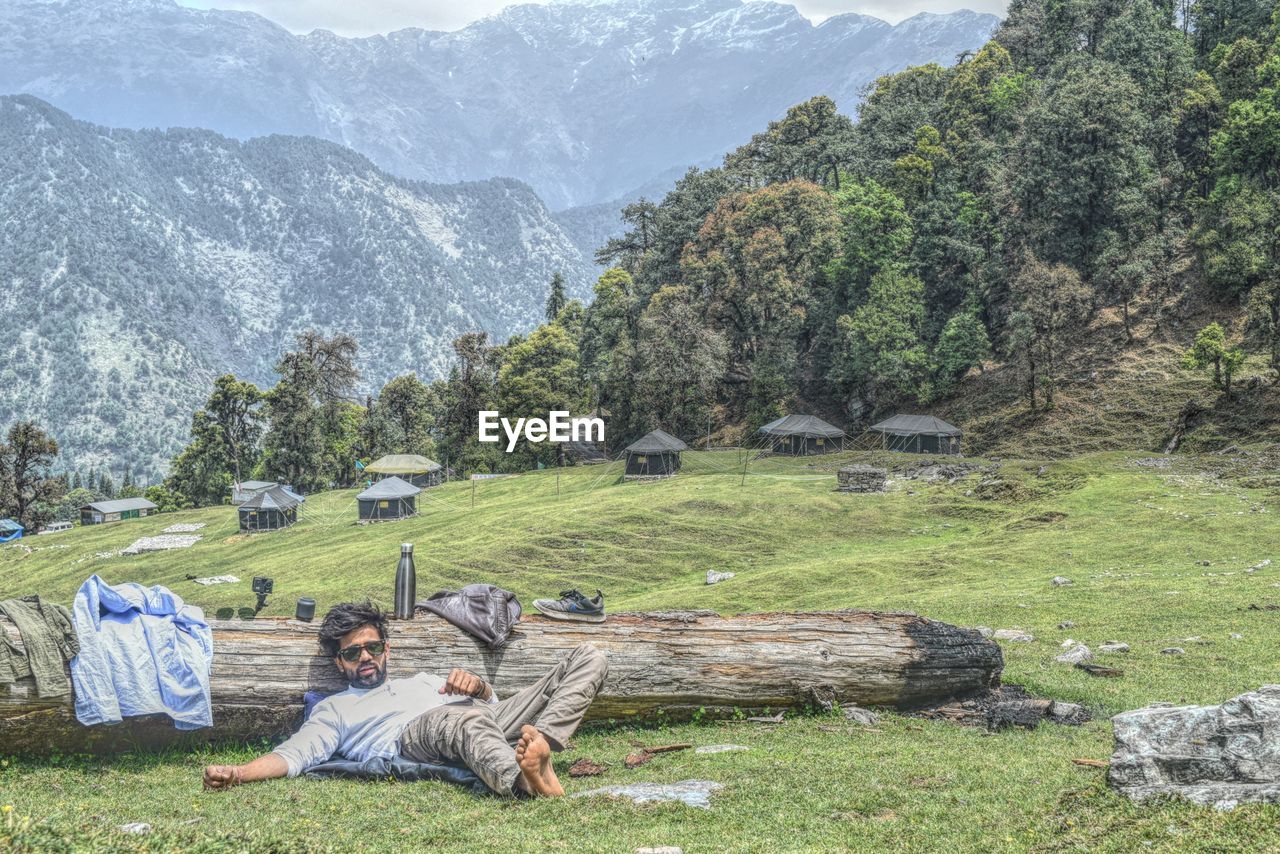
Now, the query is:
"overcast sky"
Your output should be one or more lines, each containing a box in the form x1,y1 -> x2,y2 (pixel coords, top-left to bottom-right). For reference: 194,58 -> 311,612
178,0 -> 1010,37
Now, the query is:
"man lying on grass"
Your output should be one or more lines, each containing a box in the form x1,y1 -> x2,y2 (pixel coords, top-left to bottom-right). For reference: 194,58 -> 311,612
202,601 -> 607,797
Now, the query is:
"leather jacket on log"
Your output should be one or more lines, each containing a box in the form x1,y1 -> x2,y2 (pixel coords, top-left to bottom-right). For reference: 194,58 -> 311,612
415,584 -> 522,649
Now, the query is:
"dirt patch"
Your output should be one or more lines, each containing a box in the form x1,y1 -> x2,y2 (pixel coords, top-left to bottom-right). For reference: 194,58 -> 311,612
927,502 -> 1004,521
973,477 -> 1036,502
675,500 -> 734,514
1011,511 -> 1069,528
568,758 -> 607,777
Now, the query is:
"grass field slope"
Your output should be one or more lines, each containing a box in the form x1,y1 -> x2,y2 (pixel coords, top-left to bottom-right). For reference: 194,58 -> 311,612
3,449 -> 1280,850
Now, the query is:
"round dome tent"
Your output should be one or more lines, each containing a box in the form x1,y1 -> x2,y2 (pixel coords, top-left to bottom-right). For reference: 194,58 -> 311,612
365,454 -> 444,488
758,414 -> 846,456
238,486 -> 300,533
624,429 -> 688,479
356,475 -> 421,522
869,414 -> 962,455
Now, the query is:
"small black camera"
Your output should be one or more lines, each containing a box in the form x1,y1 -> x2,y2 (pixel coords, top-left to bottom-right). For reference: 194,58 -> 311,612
252,576 -> 274,613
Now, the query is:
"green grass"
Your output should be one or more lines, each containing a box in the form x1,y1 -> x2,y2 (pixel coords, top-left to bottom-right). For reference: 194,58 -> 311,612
3,449 -> 1279,851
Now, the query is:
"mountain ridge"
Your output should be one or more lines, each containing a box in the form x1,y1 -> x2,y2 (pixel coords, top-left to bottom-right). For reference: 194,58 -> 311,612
0,94 -> 590,479
0,0 -> 999,208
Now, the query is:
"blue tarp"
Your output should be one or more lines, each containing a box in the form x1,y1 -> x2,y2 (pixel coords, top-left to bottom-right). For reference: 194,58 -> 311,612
0,518 -> 22,543
70,575 -> 214,730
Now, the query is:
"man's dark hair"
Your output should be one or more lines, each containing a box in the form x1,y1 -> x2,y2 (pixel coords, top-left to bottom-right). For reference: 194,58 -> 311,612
318,601 -> 388,658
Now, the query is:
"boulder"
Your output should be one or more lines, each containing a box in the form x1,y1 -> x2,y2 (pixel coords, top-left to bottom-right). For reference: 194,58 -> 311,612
1098,642 -> 1130,654
1109,685 -> 1280,809
993,629 -> 1035,643
1052,576 -> 1073,587
841,705 -> 880,726
1055,643 -> 1093,665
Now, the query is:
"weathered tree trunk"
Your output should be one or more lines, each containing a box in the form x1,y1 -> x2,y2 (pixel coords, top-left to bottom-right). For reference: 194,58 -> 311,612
1,610 -> 1001,755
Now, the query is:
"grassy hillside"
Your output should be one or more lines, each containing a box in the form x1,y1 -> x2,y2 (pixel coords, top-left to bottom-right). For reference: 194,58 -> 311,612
3,449 -> 1280,850
934,274 -> 1280,459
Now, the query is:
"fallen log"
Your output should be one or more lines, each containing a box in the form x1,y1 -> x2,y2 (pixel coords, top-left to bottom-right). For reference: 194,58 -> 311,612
1,609 -> 1001,754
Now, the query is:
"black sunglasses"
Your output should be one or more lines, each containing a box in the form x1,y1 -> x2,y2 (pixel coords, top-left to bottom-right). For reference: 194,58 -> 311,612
215,607 -> 259,620
337,641 -> 387,662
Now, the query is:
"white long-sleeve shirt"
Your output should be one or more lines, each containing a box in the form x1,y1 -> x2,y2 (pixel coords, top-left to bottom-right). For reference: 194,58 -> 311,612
272,672 -> 497,777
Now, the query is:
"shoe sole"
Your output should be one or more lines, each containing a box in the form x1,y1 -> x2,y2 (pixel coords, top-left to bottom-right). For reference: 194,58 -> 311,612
534,603 -> 605,623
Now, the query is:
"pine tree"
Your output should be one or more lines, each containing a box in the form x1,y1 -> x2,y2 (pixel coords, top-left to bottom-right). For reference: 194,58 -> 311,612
98,469 -> 116,499
545,272 -> 568,323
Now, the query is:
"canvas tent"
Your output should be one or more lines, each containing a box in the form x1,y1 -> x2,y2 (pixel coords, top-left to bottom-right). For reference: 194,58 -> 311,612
238,486 -> 300,532
759,414 -> 845,456
356,476 -> 421,522
624,430 -> 688,478
365,454 -> 443,488
231,480 -> 277,505
0,519 -> 22,543
869,415 -> 962,455
80,498 -> 157,526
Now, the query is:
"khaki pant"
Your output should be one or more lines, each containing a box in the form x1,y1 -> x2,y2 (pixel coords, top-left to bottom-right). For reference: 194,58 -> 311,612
397,643 -> 608,796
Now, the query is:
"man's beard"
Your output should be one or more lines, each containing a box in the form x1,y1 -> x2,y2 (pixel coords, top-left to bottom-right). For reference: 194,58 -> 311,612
349,660 -> 387,689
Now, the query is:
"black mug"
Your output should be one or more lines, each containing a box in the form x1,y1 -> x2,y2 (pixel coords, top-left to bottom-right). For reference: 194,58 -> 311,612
295,597 -> 316,622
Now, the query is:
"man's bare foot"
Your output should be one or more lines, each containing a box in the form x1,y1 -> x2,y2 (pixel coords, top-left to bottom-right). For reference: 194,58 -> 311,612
515,725 -> 563,797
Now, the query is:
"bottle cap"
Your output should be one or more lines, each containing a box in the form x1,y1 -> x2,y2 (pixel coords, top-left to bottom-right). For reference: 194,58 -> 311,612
401,543 -> 413,553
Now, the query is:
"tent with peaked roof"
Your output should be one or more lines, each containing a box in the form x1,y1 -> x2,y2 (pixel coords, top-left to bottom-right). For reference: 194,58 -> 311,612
869,414 -> 962,455
231,480 -> 278,505
759,414 -> 845,456
624,429 -> 688,478
365,454 -> 443,488
80,497 -> 158,526
356,476 -> 421,522
0,519 -> 22,543
238,486 -> 301,532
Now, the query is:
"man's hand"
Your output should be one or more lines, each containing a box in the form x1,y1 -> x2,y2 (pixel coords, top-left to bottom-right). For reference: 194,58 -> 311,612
440,668 -> 492,701
203,764 -> 243,791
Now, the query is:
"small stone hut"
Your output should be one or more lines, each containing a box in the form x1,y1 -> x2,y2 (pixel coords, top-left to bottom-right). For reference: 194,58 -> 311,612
838,465 -> 887,493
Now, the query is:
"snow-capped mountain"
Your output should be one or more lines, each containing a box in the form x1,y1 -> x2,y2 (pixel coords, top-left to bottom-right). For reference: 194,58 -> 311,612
0,95 -> 590,478
0,0 -> 999,209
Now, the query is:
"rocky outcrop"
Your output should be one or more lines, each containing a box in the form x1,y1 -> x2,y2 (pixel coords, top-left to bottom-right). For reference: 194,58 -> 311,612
1109,685 -> 1280,809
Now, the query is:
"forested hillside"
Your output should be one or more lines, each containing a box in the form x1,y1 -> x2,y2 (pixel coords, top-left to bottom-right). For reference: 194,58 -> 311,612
10,0 -> 1280,507
434,0 -> 1280,463
0,96 -> 590,481
144,0 -> 1280,506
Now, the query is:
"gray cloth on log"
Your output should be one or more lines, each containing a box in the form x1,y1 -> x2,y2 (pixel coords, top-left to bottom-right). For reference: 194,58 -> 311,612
0,595 -> 80,698
415,584 -> 521,649
398,643 -> 608,796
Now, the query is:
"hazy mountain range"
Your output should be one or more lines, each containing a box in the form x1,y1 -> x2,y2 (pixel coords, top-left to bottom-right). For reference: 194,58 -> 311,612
0,0 -> 999,477
0,95 -> 589,478
0,0 -> 999,210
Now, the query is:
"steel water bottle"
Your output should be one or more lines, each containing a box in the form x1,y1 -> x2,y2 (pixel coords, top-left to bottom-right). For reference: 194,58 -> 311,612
394,543 -> 416,619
